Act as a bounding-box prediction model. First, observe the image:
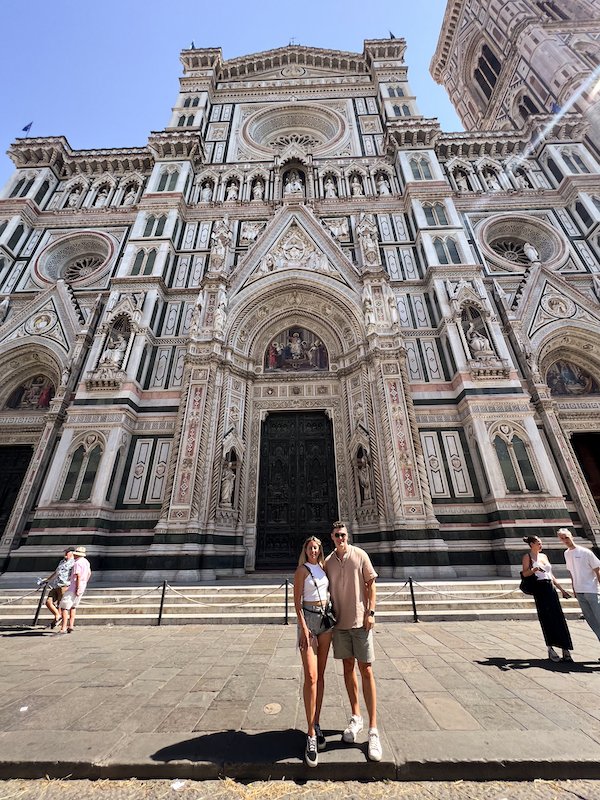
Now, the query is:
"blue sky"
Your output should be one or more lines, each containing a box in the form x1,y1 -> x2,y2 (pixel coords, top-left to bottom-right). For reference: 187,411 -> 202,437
0,0 -> 462,188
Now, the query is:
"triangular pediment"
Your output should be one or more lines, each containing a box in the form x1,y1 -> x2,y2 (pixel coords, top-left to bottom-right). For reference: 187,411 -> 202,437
231,205 -> 359,294
0,279 -> 84,357
219,45 -> 367,83
523,268 -> 600,341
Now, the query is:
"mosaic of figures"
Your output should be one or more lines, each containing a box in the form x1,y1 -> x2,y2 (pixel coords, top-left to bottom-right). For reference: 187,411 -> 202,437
264,327 -> 329,372
546,360 -> 600,396
5,375 -> 55,409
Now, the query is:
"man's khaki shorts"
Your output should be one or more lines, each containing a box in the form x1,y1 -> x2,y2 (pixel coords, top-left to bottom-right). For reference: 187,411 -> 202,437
332,627 -> 375,663
48,586 -> 68,603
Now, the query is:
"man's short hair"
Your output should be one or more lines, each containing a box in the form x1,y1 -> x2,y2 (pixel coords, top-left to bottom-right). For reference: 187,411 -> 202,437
332,520 -> 346,531
557,528 -> 573,539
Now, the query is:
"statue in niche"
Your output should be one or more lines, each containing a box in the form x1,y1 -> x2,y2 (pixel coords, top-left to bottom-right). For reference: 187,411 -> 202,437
259,252 -> 276,274
241,221 -> 263,243
377,174 -> 391,195
356,212 -> 380,265
200,183 -> 213,202
60,364 -> 71,388
356,452 -> 372,504
354,401 -> 366,431
466,323 -> 494,358
0,296 -> 10,324
225,182 -> 239,201
386,289 -> 400,327
210,216 -> 232,270
220,461 -> 236,506
514,169 -> 532,189
523,242 -> 540,265
324,176 -> 337,198
546,360 -> 600,396
325,218 -> 348,240
284,170 -> 303,196
100,333 -> 128,368
94,186 -> 109,207
66,187 -> 82,208
122,186 -> 137,205
454,171 -> 469,191
350,175 -> 364,196
252,179 -> 265,201
483,169 -> 501,191
214,298 -> 227,336
363,297 -> 376,328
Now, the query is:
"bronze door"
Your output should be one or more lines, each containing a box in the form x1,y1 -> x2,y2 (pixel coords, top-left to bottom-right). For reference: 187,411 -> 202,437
0,446 -> 33,540
256,411 -> 338,569
572,433 -> 600,512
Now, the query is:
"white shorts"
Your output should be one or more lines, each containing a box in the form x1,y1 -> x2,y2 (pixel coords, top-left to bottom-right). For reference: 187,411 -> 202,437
59,591 -> 82,610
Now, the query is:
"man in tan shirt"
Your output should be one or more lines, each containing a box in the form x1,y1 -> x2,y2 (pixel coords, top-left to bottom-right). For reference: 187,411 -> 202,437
325,521 -> 382,761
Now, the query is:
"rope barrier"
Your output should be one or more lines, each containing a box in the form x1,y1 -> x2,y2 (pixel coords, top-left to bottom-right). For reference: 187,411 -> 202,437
0,587 -> 43,606
165,582 -> 286,608
78,584 -> 163,607
410,579 -> 522,600
377,580 -> 410,602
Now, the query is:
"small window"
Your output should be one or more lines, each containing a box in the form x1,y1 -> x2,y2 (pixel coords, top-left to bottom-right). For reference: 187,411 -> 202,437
410,157 -> 432,181
183,98 -> 191,108
493,432 -> 540,493
7,224 -> 24,252
546,157 -> 563,183
177,115 -> 185,127
575,201 -> 593,228
424,203 -> 448,226
33,180 -> 50,207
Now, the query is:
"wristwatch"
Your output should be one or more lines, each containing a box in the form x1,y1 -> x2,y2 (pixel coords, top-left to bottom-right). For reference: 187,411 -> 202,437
368,609 -> 375,617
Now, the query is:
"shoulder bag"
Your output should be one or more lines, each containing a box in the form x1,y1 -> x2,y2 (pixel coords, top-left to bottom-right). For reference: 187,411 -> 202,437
519,554 -> 538,596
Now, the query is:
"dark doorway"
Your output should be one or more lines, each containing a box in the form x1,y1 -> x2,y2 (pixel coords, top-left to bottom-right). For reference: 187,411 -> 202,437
256,411 -> 339,569
0,446 -> 33,540
572,433 -> 600,512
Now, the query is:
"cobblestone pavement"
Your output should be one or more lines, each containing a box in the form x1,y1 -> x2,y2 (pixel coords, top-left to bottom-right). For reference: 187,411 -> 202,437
1,779 -> 600,799
1,620 -> 600,781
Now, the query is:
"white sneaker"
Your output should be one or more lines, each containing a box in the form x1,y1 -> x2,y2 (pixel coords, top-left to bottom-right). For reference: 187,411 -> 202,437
548,647 -> 560,662
305,735 -> 318,767
342,714 -> 363,743
368,728 -> 382,761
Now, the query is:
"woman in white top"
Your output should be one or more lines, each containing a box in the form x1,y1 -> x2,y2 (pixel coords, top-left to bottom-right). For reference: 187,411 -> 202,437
293,536 -> 333,767
522,536 -> 573,662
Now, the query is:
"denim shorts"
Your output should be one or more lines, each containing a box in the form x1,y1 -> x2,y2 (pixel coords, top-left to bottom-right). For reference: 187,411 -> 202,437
299,606 -> 329,639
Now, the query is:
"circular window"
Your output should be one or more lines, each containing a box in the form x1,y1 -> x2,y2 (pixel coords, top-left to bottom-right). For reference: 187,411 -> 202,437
478,215 -> 568,272
34,232 -> 114,285
241,104 -> 347,157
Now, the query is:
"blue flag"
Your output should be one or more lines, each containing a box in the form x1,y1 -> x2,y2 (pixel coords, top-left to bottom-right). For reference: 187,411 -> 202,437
22,122 -> 33,132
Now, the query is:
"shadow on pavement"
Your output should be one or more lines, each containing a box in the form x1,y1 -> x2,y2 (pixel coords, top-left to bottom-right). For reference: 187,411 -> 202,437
476,656 -> 600,673
1,628 -> 50,637
152,729 -> 304,765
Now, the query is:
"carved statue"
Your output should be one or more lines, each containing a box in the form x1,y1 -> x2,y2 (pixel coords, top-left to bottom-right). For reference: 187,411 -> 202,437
0,295 -> 10,324
210,216 -> 233,269
363,297 -> 375,328
324,176 -> 337,198
100,333 -> 128,368
356,455 -> 372,503
214,299 -> 227,336
66,188 -> 81,208
466,323 -> 494,358
220,462 -> 236,506
259,252 -> 276,274
284,170 -> 303,196
60,365 -> 71,387
454,171 -> 469,191
241,221 -> 262,243
325,218 -> 348,240
252,179 -> 264,201
350,175 -> 364,196
225,182 -> 239,201
523,242 -> 540,265
356,212 -> 380,265
377,175 -> 391,195
387,292 -> 400,326
94,187 -> 109,207
483,169 -> 501,191
200,183 -> 213,202
122,187 -> 137,205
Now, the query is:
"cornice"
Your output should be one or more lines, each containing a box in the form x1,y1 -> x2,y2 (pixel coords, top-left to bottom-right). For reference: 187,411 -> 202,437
147,130 -> 204,165
430,0 -> 463,84
435,130 -> 530,161
8,136 -> 153,177
385,118 -> 442,150
218,45 -> 368,81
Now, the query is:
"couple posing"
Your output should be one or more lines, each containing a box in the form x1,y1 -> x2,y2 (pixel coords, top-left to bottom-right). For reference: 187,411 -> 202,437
293,521 -> 381,767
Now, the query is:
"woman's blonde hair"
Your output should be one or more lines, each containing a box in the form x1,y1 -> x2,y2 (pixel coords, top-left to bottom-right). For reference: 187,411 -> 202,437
298,536 -> 325,568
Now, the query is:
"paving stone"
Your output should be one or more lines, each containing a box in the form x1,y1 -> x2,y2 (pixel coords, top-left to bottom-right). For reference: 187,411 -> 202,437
415,692 -> 481,731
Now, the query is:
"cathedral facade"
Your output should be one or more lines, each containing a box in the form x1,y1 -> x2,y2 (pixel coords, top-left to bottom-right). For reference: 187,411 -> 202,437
0,0 -> 599,583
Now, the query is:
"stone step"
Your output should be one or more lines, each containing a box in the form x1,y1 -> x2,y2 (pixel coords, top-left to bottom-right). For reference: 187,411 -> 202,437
0,579 -> 583,626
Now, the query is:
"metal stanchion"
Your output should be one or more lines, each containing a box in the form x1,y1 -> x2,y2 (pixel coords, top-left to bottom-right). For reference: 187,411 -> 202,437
157,580 -> 167,626
32,585 -> 47,627
408,576 -> 419,623
284,579 -> 289,625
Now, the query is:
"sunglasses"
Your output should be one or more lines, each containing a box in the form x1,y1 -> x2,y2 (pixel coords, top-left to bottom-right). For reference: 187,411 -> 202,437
334,532 -> 347,538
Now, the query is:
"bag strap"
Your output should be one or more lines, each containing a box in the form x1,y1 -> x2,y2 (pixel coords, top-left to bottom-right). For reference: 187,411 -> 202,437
304,564 -> 326,611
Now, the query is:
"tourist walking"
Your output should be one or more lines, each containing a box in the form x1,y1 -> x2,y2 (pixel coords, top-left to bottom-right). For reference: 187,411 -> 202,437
557,527 -> 600,646
42,548 -> 74,628
521,535 -> 573,662
58,545 -> 92,634
325,521 -> 382,762
293,536 -> 333,767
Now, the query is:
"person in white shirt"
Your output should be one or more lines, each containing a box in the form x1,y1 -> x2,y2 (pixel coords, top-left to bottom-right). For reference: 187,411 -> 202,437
293,536 -> 333,767
557,527 -> 600,644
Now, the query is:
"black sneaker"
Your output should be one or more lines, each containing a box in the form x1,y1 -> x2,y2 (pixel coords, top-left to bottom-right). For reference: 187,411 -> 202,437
305,735 -> 318,767
314,723 -> 326,751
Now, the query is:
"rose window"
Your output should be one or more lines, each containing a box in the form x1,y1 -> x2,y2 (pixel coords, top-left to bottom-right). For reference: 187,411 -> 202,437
63,255 -> 104,281
34,232 -> 114,285
490,240 -> 529,265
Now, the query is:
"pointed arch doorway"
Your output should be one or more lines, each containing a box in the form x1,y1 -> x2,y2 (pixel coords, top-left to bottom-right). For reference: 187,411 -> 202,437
255,411 -> 339,570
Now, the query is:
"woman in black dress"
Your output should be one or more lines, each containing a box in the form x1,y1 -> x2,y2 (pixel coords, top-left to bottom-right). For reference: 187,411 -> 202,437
521,535 -> 573,662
